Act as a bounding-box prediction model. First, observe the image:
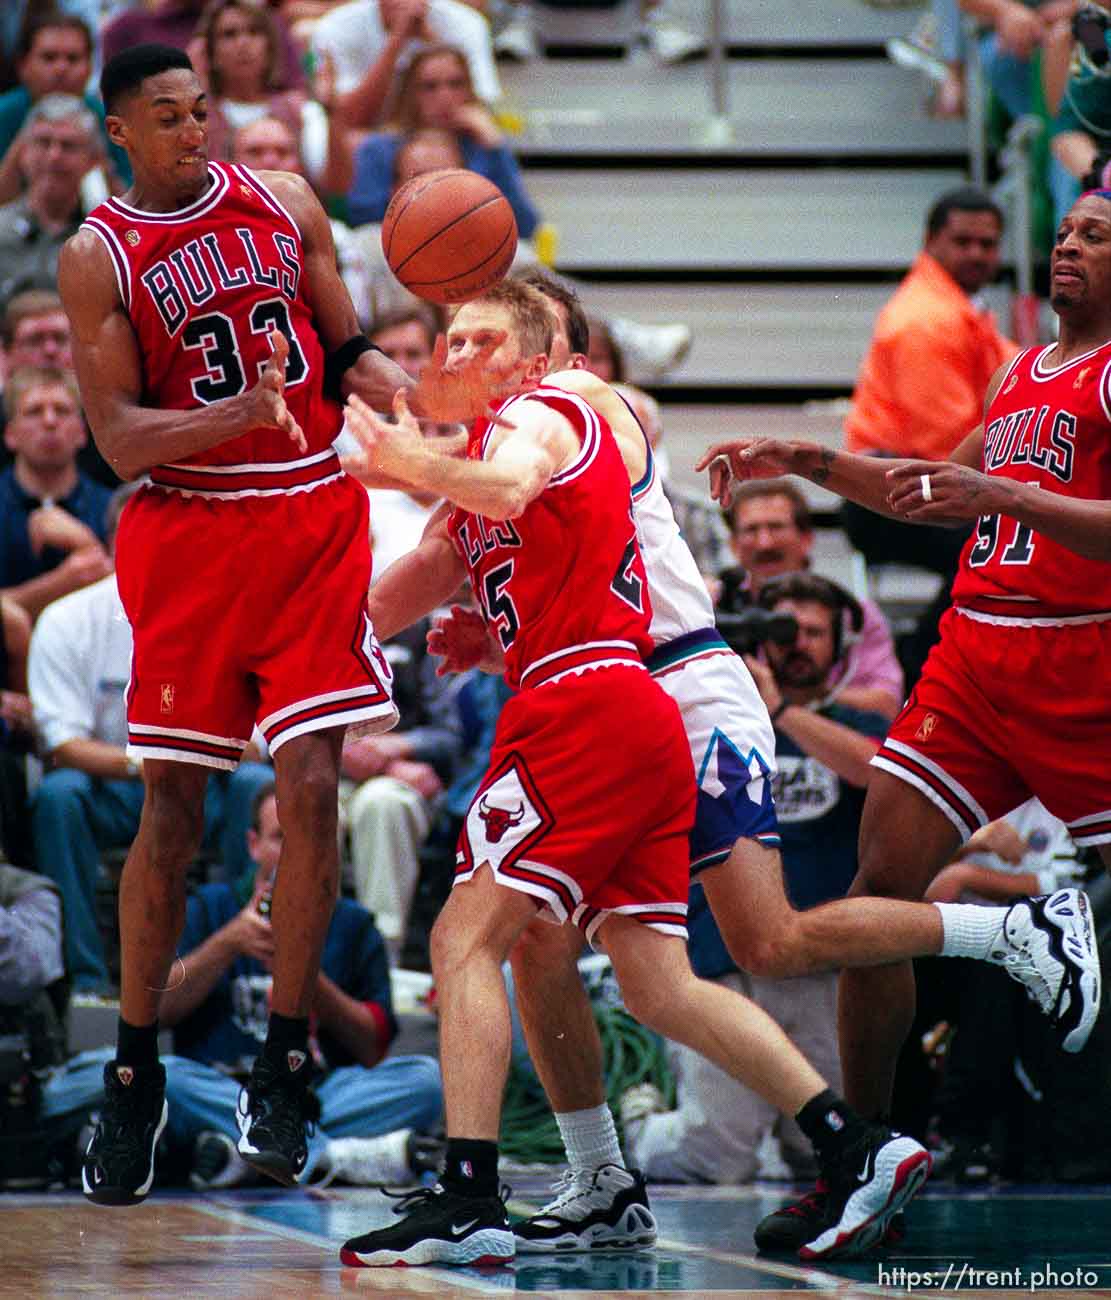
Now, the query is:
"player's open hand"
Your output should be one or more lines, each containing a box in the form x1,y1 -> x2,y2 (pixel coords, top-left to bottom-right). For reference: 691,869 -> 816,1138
885,460 -> 1005,523
428,604 -> 505,676
695,438 -> 801,505
345,389 -> 426,484
251,330 -> 307,452
411,332 -> 515,427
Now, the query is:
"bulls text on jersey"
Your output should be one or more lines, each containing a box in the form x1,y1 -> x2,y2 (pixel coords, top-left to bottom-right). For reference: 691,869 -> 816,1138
983,404 -> 1076,484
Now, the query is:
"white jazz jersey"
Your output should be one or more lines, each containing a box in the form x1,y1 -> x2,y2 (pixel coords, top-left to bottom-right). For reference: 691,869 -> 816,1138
629,443 -> 716,645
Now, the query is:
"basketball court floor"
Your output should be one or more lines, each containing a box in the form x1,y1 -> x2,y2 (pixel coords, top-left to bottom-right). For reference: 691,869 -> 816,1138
6,1177 -> 1110,1297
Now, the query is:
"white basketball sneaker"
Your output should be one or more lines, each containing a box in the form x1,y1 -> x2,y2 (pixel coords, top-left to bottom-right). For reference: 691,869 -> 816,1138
513,1164 -> 657,1252
992,889 -> 1102,1054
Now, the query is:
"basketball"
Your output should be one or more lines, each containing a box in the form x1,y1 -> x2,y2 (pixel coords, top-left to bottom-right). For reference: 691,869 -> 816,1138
381,169 -> 519,306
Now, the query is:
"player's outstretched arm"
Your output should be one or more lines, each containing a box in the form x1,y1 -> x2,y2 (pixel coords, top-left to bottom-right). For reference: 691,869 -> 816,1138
367,504 -> 468,643
346,390 -> 577,519
264,171 -> 416,411
696,438 -> 937,520
59,235 -> 303,480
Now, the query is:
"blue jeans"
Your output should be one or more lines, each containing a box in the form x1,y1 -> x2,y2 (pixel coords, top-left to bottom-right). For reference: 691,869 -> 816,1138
32,763 -> 273,989
979,30 -> 1033,120
162,1054 -> 443,1179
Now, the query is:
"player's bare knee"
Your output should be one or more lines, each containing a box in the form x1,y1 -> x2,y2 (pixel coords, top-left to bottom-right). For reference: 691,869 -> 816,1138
509,917 -> 578,980
142,769 -> 207,865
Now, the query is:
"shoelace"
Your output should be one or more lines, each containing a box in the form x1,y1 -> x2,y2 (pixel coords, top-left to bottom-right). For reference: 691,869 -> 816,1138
385,1181 -> 511,1217
535,1168 -> 598,1215
997,941 -> 1056,1015
94,1085 -> 160,1164
250,1079 -> 317,1148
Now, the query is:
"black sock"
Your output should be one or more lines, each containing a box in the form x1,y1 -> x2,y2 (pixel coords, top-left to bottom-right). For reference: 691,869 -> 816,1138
441,1138 -> 499,1198
795,1089 -> 871,1162
116,1017 -> 160,1072
261,1011 -> 310,1079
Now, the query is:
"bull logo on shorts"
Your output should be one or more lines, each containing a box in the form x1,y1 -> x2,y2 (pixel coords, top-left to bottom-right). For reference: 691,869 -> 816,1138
477,794 -> 526,843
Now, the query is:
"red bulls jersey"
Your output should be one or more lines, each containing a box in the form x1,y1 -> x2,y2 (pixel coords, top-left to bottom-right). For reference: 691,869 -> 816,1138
448,387 -> 654,690
82,161 -> 342,496
951,341 -> 1111,620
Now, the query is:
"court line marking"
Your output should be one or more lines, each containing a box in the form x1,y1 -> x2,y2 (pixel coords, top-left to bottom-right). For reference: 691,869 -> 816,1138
193,1197 -> 515,1292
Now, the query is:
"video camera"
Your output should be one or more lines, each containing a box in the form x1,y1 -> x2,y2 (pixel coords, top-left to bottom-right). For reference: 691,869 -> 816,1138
714,567 -> 799,656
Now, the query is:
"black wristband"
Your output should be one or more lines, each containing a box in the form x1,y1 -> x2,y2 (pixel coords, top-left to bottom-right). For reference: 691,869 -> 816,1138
324,335 -> 382,401
769,700 -> 790,725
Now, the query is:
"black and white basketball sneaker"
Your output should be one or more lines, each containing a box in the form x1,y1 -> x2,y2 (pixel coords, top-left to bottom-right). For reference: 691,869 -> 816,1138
513,1164 -> 657,1253
236,1051 -> 318,1186
340,1183 -> 515,1268
992,889 -> 1102,1054
81,1060 -> 168,1207
799,1127 -> 931,1261
754,1180 -> 907,1254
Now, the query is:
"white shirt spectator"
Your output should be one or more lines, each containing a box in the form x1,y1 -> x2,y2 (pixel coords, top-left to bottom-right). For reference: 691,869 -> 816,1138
367,490 -> 438,581
28,574 -> 130,754
313,0 -> 501,106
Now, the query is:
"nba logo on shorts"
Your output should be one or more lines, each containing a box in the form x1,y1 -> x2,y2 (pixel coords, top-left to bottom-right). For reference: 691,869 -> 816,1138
461,1160 -> 473,1179
160,683 -> 174,714
915,713 -> 937,742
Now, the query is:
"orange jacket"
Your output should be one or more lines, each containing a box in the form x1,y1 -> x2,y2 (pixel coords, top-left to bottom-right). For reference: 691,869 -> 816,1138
845,252 -> 1019,462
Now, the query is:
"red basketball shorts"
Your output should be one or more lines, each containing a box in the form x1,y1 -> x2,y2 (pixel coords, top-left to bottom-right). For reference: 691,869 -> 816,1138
875,606 -> 1111,846
115,474 -> 397,769
456,664 -> 696,944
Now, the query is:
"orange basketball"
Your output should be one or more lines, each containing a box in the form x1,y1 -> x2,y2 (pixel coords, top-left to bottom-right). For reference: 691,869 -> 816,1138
381,169 -> 518,306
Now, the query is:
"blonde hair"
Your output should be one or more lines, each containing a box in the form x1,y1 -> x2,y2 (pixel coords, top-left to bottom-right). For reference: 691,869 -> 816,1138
391,45 -> 476,132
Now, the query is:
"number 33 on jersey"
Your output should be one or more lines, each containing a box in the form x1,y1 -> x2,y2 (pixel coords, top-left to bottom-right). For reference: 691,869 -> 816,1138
81,161 -> 341,474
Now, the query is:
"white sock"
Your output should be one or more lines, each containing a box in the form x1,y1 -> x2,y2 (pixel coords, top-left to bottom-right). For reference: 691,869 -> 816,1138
555,1104 -> 624,1176
934,902 -> 1007,959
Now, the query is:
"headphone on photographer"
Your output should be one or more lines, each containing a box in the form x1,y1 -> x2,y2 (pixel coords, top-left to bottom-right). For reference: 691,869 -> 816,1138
756,572 -> 864,664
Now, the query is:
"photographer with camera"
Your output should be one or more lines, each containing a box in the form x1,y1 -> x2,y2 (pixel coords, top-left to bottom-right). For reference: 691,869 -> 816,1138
622,572 -> 891,1187
718,480 -> 904,720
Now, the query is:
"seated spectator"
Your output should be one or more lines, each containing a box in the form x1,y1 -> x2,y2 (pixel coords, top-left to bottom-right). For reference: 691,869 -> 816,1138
196,0 -> 352,197
960,0 -> 1080,222
342,619 -> 465,949
347,44 -> 535,234
0,289 -> 116,488
621,573 -> 887,1183
159,783 -> 443,1188
360,307 -> 461,574
28,484 -> 273,991
0,366 -> 112,621
718,480 -> 904,720
230,115 -> 370,321
0,858 -> 70,1188
0,596 -> 33,867
1050,8 -> 1111,225
0,95 -> 101,302
0,12 -> 128,206
102,0 -> 305,91
1,290 -> 73,395
314,0 -> 501,132
348,127 -> 468,321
